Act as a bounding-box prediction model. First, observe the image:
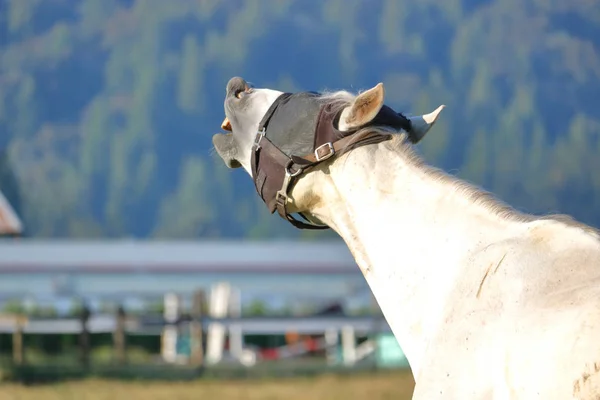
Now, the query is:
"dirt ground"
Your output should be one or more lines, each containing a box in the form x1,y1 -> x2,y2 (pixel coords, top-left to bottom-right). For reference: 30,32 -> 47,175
0,370 -> 415,400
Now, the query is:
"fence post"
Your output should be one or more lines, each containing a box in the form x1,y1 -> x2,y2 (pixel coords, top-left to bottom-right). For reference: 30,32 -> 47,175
189,289 -> 205,367
113,305 -> 127,365
325,327 -> 338,365
341,325 -> 357,366
161,293 -> 181,363
79,302 -> 91,368
12,315 -> 25,365
206,282 -> 231,365
228,287 -> 243,360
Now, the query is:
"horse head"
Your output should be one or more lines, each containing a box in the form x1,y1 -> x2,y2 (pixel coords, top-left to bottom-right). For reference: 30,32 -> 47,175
213,77 -> 444,177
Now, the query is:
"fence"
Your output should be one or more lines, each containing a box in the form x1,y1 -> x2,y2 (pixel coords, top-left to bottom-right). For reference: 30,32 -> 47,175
0,282 -> 407,379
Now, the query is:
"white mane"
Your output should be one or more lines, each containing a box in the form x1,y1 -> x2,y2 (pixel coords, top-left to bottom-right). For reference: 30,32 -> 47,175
382,134 -> 600,240
318,87 -> 600,240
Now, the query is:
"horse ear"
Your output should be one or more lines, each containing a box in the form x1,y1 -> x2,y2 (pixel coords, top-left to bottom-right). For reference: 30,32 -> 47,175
338,83 -> 385,131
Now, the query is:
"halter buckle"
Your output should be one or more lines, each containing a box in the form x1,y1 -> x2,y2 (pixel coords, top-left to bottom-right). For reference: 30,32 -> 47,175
253,128 -> 266,151
314,142 -> 334,161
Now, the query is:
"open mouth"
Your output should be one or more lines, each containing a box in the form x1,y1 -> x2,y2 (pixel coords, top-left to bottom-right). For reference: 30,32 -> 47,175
221,117 -> 232,132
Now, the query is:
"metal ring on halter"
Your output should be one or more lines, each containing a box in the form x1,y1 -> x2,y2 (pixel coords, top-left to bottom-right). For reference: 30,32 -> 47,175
285,163 -> 302,178
276,162 -> 303,207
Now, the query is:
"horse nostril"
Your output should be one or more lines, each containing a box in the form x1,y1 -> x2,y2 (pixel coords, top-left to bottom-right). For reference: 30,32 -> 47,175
226,77 -> 247,98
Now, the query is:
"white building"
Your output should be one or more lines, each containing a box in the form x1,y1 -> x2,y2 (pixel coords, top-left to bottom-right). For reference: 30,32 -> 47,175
0,240 -> 373,315
0,189 -> 22,237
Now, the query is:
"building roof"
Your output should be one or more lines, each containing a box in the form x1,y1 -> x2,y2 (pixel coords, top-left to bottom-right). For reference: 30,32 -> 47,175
0,190 -> 22,236
0,239 -> 359,274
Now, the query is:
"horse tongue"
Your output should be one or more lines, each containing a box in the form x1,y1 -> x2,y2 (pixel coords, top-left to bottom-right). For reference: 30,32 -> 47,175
221,117 -> 232,132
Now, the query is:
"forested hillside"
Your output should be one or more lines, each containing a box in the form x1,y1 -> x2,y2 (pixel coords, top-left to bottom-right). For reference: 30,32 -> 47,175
0,0 -> 599,239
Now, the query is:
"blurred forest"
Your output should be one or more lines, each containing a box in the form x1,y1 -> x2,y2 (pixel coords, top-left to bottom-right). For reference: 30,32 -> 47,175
0,0 -> 599,239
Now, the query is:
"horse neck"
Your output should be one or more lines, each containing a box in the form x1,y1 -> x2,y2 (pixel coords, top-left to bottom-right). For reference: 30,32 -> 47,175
295,136 -> 527,374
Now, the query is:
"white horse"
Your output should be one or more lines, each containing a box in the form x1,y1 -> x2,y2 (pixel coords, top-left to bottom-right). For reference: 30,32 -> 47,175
212,77 -> 600,399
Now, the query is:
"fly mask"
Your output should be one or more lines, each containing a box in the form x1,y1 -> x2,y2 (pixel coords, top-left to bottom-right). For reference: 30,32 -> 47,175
250,90 -> 419,230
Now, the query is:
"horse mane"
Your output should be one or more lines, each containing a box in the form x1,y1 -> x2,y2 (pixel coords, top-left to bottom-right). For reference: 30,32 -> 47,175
389,133 -> 600,239
317,90 -> 600,239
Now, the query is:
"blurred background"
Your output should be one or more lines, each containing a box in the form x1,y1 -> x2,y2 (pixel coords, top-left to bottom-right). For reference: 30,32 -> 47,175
0,0 -> 598,398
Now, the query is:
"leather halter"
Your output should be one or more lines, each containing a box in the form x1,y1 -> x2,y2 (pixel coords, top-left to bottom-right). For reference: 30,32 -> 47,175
250,93 -> 413,230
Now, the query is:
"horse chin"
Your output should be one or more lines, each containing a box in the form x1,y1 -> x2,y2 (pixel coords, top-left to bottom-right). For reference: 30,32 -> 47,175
212,132 -> 242,169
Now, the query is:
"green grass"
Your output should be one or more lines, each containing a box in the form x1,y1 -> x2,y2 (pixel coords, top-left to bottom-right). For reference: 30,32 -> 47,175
0,370 -> 415,400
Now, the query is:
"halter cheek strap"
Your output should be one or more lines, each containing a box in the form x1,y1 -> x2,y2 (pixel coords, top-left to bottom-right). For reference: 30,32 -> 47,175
250,93 -> 408,230
251,97 -> 327,230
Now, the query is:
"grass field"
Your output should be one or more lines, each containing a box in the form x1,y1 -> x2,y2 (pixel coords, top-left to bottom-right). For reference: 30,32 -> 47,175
0,370 -> 415,400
